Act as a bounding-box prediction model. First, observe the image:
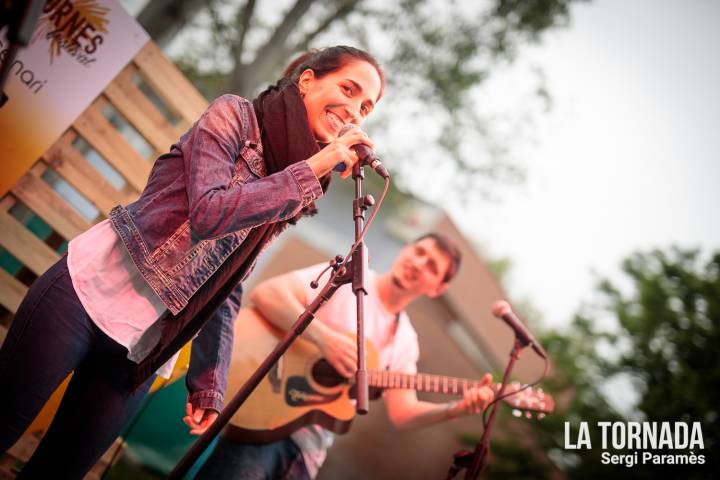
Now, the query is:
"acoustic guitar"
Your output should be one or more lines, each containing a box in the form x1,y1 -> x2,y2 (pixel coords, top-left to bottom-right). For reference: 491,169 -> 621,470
225,308 -> 554,443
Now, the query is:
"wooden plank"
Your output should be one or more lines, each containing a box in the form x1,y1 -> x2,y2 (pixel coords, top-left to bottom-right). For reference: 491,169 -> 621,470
0,212 -> 60,276
87,438 -> 126,480
0,267 -> 27,313
6,431 -> 40,462
73,99 -> 151,192
132,42 -> 207,124
42,136 -> 127,216
104,65 -> 180,152
11,170 -> 90,240
177,118 -> 193,132
0,195 -> 15,212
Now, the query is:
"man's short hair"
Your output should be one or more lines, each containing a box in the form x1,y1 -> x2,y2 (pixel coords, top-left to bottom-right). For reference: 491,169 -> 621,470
414,233 -> 462,283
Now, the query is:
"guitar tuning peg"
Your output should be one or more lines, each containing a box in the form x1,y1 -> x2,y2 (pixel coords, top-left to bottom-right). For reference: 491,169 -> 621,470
512,409 -> 521,417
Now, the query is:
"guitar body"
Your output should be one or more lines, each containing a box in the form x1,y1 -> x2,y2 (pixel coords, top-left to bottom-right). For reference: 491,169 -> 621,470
225,308 -> 379,444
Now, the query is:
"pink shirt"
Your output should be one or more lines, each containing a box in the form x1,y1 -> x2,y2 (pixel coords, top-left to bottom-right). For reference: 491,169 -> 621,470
289,263 -> 419,477
67,219 -> 179,379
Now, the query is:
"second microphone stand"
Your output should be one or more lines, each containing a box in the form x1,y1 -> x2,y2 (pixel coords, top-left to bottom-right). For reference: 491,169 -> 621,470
167,163 -> 374,479
446,336 -> 527,480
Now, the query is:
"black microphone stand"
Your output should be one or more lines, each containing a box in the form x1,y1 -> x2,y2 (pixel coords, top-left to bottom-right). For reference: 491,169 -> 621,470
351,161 -> 371,414
446,336 -> 527,480
167,163 -> 374,478
167,256 -> 353,479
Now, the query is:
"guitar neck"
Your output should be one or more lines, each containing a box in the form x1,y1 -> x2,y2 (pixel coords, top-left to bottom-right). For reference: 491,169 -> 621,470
368,370 -> 486,396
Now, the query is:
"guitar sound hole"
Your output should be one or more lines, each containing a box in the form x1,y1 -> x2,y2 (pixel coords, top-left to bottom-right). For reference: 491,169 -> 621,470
312,359 -> 345,388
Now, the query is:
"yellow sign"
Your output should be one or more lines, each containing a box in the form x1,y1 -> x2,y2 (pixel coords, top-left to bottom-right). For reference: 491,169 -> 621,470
0,0 -> 148,195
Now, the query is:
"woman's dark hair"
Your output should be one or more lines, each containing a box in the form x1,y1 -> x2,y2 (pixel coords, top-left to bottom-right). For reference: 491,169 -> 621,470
283,46 -> 386,100
414,232 -> 463,283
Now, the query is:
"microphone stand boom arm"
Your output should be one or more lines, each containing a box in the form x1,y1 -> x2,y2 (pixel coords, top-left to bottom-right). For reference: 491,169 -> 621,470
167,258 -> 357,479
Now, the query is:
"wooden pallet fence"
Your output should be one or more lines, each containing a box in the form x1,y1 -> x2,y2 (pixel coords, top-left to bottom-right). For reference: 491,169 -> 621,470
0,42 -> 207,323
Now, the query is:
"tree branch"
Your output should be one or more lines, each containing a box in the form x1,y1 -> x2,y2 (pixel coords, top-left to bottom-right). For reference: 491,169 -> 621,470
137,0 -> 208,47
229,0 -> 319,95
295,0 -> 361,52
207,0 -> 233,47
234,0 -> 257,61
246,0 -> 316,69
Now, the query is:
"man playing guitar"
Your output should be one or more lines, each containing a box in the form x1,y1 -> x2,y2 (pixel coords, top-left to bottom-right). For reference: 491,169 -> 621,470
195,233 -> 495,479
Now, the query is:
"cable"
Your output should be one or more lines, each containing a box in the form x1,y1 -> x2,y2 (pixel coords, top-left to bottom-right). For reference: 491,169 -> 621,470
482,356 -> 550,428
312,175 -> 391,287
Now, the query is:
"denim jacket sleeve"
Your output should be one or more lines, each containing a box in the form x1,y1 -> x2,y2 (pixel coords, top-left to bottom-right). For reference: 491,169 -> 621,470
184,95 -> 323,241
185,282 -> 242,412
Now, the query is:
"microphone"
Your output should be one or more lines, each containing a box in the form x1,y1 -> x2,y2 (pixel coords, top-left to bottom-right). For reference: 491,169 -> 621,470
333,124 -> 390,179
492,300 -> 547,359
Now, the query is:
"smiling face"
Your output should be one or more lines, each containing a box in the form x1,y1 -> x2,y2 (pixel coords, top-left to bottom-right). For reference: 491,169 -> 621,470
389,238 -> 453,299
297,60 -> 383,142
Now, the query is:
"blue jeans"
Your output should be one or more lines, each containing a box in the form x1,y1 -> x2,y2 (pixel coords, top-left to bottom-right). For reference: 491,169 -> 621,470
0,257 -> 155,479
195,436 -> 310,480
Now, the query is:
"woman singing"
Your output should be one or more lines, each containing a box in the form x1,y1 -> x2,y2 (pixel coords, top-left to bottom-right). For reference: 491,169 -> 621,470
0,45 -> 385,478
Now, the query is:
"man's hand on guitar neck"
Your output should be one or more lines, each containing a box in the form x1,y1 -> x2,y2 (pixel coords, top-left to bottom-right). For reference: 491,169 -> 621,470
445,373 -> 495,419
385,373 -> 495,430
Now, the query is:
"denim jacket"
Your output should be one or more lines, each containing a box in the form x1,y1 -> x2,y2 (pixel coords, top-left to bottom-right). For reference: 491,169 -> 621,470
109,95 -> 323,411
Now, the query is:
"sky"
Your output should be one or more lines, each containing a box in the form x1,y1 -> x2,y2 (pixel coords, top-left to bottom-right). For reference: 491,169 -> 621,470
461,0 -> 720,328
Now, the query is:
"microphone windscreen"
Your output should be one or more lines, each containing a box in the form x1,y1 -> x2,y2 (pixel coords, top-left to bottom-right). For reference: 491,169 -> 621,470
491,300 -> 512,317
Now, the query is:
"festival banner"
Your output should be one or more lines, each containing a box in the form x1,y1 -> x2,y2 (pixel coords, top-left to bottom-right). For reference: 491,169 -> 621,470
0,0 -> 149,196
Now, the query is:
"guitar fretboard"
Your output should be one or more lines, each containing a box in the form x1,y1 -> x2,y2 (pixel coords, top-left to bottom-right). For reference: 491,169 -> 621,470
368,371 -> 484,395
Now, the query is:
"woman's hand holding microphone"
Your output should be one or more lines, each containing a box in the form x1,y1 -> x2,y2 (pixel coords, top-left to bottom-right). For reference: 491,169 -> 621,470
306,125 -> 374,179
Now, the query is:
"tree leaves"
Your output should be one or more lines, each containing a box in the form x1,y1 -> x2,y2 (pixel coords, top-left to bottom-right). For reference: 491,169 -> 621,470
138,0 -> 580,205
504,247 -> 720,478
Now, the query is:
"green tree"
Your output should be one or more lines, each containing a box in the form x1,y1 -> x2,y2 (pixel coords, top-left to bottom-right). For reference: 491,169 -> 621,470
492,247 -> 719,479
135,0 -> 583,204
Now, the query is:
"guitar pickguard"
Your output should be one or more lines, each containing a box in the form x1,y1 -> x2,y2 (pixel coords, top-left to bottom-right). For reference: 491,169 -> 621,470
285,376 -> 342,407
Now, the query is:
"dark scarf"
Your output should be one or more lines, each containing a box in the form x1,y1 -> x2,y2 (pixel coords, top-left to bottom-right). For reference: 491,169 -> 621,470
253,78 -> 331,218
125,80 -> 326,389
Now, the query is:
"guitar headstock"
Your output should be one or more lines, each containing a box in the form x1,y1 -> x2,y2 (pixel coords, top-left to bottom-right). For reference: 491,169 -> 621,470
500,382 -> 555,418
